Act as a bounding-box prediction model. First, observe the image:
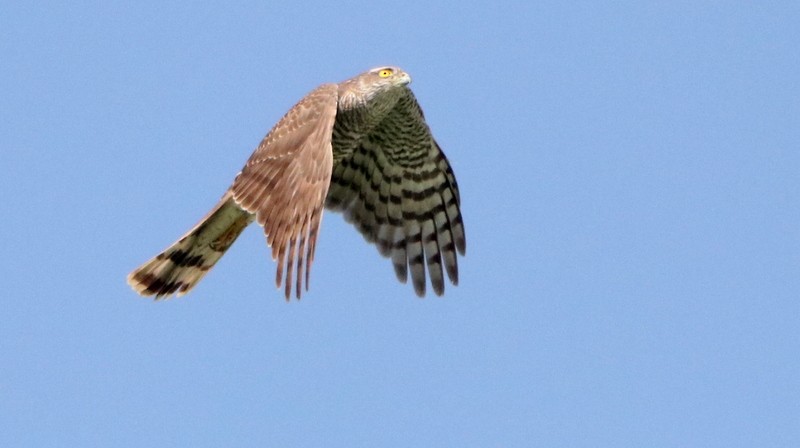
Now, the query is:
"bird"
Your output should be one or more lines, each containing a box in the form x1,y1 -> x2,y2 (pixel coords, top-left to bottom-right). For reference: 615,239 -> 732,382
127,66 -> 465,300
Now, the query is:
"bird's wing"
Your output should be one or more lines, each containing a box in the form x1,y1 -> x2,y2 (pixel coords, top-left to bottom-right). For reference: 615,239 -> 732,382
231,83 -> 338,299
326,87 -> 466,296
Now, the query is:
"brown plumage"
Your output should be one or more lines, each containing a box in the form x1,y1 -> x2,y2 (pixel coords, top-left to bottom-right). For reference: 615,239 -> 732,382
127,66 -> 465,300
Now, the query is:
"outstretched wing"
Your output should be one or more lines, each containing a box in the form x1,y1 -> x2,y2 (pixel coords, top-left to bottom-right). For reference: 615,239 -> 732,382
326,88 -> 466,296
231,84 -> 338,299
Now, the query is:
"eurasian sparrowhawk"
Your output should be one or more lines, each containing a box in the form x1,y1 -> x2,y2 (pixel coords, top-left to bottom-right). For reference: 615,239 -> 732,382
128,66 -> 465,299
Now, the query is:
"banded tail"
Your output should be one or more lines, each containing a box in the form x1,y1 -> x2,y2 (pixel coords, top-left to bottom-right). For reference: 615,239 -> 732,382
127,191 -> 254,298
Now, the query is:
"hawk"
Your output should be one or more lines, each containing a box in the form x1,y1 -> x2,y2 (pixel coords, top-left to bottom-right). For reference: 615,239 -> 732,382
127,66 -> 465,300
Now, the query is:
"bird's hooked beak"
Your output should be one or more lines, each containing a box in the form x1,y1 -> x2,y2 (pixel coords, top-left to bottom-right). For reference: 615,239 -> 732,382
396,72 -> 412,86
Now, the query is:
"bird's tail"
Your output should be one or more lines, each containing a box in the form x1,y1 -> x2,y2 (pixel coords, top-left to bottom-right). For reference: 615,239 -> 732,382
127,191 -> 254,299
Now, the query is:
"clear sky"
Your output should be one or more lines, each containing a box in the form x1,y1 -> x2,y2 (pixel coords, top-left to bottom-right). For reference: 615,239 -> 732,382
1,2 -> 798,447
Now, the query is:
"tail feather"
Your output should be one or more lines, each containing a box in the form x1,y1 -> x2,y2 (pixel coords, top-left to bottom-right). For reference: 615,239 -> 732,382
127,191 -> 254,299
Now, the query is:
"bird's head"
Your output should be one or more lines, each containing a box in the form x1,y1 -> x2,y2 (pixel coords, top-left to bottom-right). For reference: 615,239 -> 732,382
354,66 -> 411,99
338,66 -> 412,111
366,66 -> 412,87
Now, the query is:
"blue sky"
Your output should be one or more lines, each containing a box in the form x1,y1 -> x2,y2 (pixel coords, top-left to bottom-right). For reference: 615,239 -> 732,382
1,1 -> 798,446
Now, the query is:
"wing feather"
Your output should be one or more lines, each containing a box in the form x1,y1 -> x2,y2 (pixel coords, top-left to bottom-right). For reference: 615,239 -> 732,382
231,84 -> 338,299
326,87 -> 465,296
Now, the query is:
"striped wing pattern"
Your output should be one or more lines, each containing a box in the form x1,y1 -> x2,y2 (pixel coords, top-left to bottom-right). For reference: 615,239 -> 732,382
231,84 -> 339,299
326,89 -> 466,296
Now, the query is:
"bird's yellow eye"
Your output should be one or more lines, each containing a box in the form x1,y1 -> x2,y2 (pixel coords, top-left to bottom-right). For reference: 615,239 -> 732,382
378,69 -> 393,78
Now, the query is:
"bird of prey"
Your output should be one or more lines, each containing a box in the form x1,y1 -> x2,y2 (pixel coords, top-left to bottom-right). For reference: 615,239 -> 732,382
127,66 -> 465,300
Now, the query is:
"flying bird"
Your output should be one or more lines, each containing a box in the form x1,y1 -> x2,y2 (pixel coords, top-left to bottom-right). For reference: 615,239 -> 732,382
127,66 -> 465,300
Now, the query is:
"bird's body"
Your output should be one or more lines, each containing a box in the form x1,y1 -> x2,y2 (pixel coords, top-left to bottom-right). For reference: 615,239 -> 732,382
128,66 -> 465,300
